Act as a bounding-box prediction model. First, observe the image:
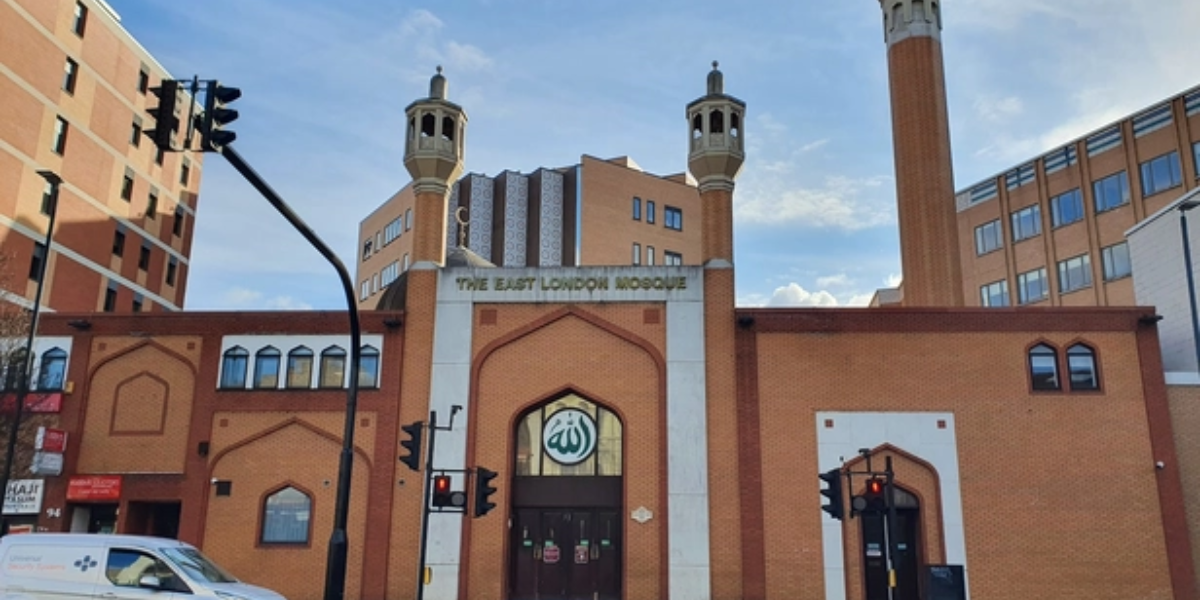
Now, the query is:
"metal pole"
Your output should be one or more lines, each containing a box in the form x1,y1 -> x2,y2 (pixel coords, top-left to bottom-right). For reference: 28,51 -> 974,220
0,171 -> 61,536
416,411 -> 438,600
885,456 -> 899,600
1180,209 -> 1200,373
214,147 -> 362,600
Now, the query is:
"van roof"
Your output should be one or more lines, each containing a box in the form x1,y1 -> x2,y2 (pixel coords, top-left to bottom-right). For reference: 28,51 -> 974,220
0,533 -> 196,549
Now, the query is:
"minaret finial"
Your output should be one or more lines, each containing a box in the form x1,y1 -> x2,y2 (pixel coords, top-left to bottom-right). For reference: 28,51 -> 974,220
706,60 -> 724,95
712,60 -> 719,70
430,66 -> 447,99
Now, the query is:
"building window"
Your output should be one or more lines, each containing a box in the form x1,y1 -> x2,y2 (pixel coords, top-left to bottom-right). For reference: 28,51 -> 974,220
137,67 -> 149,94
132,293 -> 143,313
180,159 -> 191,186
647,201 -> 656,224
28,243 -> 45,281
384,218 -> 402,244
2,349 -> 28,391
647,246 -> 655,266
1029,344 -> 1060,391
403,254 -> 410,271
979,280 -> 1009,307
36,348 -> 67,391
1092,171 -> 1129,212
319,346 -> 346,388
664,207 -> 683,231
632,197 -> 641,221
405,208 -> 412,230
372,274 -> 379,293
665,251 -> 682,266
286,347 -> 313,388
360,280 -> 369,301
1067,343 -> 1099,391
359,345 -> 380,388
632,243 -> 641,266
138,242 -> 150,270
1017,267 -> 1049,304
1005,163 -> 1035,190
166,257 -> 177,286
1140,151 -> 1183,197
1101,242 -> 1131,281
52,117 -> 68,154
254,347 -> 281,389
1010,205 -> 1041,242
1050,188 -> 1083,228
261,486 -> 311,544
72,1 -> 88,37
1193,142 -> 1200,177
147,190 -> 158,218
130,116 -> 142,147
173,207 -> 184,237
40,181 -> 54,216
112,226 -> 125,256
362,240 -> 372,261
62,58 -> 78,94
121,172 -> 134,201
974,220 -> 1003,255
220,347 -> 249,388
103,281 -> 117,312
1057,254 -> 1092,294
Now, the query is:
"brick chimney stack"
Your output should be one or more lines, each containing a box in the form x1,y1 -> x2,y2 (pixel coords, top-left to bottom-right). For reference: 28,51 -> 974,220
878,0 -> 964,306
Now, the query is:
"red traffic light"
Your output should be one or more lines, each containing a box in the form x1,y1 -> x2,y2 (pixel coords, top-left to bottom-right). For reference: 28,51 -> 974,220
867,478 -> 884,495
434,475 -> 450,494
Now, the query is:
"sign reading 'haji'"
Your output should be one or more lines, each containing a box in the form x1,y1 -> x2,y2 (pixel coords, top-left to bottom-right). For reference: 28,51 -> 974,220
456,275 -> 688,293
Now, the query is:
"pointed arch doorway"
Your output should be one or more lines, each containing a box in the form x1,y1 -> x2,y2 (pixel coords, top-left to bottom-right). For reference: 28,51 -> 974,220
509,393 -> 623,600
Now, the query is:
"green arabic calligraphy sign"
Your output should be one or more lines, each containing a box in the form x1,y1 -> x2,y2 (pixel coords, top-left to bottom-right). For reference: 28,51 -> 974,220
542,408 -> 598,466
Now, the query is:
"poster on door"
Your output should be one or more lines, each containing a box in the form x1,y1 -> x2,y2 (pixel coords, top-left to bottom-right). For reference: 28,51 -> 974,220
543,545 -> 560,564
574,545 -> 589,564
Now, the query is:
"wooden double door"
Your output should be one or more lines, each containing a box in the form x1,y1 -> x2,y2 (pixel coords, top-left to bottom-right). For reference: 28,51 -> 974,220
510,509 -> 622,600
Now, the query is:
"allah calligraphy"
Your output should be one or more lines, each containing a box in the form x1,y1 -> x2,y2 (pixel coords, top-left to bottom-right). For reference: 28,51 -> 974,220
542,408 -> 598,465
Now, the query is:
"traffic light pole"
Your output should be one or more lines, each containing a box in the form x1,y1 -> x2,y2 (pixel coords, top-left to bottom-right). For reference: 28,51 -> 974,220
416,411 -> 438,600
211,146 -> 362,600
885,456 -> 898,600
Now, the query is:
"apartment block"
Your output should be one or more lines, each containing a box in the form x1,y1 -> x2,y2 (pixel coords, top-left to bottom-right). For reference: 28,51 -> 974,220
957,85 -> 1200,307
356,155 -> 702,309
0,0 -> 201,313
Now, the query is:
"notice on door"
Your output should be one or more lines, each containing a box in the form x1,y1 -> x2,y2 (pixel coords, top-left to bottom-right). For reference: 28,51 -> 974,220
543,545 -> 560,564
574,545 -> 589,564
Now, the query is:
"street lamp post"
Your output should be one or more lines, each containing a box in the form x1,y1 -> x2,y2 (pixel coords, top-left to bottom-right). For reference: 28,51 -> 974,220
1178,198 -> 1200,374
0,170 -> 61,535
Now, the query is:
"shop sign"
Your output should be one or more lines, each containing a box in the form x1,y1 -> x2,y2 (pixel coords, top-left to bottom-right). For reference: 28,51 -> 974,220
0,392 -> 63,414
542,408 -> 598,465
67,475 -> 122,501
3,479 -> 45,515
30,451 -> 64,476
35,427 -> 67,453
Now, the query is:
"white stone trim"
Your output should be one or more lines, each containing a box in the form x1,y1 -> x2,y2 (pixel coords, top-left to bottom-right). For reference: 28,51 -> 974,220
816,412 -> 968,600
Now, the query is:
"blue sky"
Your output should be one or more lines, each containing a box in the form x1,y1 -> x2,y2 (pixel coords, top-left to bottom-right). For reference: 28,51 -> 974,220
107,0 -> 1198,310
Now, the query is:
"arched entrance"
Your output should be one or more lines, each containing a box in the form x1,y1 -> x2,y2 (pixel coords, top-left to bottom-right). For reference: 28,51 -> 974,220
509,393 -> 623,600
860,485 -> 922,600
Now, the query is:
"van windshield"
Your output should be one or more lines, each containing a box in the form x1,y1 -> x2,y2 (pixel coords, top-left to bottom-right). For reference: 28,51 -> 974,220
160,547 -> 239,583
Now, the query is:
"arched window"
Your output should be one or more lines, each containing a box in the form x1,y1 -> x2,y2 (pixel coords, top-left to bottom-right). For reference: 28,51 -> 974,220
1029,344 -> 1059,390
358,345 -> 380,388
261,486 -> 311,544
220,347 -> 249,389
37,348 -> 68,391
1067,343 -> 1099,391
691,113 -> 703,139
254,347 -> 281,389
2,349 -> 28,391
420,113 -> 436,137
319,346 -> 346,388
515,394 -> 622,477
709,109 -> 724,134
730,112 -> 741,138
286,346 -> 313,389
441,116 -> 455,142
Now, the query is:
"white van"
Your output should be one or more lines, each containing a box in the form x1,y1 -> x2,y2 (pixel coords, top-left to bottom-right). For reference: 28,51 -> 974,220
0,533 -> 287,600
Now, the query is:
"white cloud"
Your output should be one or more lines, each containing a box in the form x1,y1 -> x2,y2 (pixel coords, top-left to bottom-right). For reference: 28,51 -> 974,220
846,293 -> 874,307
816,273 -> 852,288
400,9 -> 444,36
736,174 -> 893,230
800,139 -> 829,152
885,273 -> 902,288
973,96 -> 1023,122
767,283 -> 839,307
218,288 -> 314,311
445,41 -> 494,72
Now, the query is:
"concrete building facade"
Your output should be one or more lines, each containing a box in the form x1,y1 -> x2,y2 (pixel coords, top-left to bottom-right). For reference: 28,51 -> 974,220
0,0 -> 201,314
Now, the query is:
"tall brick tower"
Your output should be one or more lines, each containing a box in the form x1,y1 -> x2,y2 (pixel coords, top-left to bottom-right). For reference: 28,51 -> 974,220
878,0 -> 964,306
404,66 -> 467,269
686,61 -> 746,599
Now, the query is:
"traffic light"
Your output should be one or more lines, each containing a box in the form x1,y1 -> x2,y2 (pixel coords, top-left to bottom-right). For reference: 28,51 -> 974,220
431,475 -> 466,509
399,421 -> 423,472
199,81 -> 241,151
865,477 -> 884,498
819,468 -> 845,521
852,477 -> 887,516
474,467 -> 498,518
145,80 -> 179,151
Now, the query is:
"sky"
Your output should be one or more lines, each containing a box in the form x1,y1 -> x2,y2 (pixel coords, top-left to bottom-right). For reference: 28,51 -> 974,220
105,0 -> 1199,311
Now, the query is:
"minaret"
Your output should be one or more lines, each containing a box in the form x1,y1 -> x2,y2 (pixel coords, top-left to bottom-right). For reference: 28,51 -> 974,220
687,61 -> 745,266
686,61 -> 746,600
404,66 -> 467,268
878,0 -> 964,306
